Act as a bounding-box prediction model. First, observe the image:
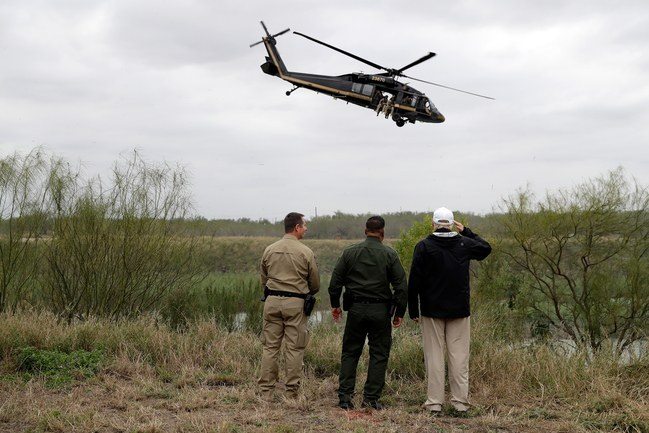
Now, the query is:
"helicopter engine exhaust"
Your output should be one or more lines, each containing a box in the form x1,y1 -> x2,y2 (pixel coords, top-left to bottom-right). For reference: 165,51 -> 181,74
261,57 -> 279,76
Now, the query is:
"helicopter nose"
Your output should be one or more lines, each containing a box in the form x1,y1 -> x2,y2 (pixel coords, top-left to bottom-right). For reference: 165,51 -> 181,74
432,111 -> 445,122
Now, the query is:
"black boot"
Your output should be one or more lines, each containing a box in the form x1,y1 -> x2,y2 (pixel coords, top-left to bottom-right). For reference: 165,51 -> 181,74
361,400 -> 384,410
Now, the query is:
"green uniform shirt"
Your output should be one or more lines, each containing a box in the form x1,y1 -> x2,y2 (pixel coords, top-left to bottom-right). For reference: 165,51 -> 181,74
261,234 -> 320,295
328,236 -> 407,317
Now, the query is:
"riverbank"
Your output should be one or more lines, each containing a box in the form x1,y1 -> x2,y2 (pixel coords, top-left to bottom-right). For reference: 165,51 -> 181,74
1,312 -> 647,432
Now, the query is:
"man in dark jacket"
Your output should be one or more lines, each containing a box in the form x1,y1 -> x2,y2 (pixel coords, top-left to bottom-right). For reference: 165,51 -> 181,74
329,216 -> 407,410
408,207 -> 491,414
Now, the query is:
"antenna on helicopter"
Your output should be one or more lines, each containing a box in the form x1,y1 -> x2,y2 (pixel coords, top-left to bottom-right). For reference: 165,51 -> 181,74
249,21 -> 290,48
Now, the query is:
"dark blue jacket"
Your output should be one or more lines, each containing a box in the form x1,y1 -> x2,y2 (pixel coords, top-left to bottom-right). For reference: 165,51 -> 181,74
408,227 -> 491,319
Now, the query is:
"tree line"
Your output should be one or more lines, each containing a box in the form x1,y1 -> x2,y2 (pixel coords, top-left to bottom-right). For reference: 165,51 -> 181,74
170,211 -> 499,239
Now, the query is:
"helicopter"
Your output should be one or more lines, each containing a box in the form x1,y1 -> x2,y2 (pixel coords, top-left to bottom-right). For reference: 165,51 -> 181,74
249,21 -> 493,127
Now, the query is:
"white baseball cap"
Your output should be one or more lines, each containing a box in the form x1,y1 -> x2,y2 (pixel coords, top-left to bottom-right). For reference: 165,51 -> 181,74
433,207 -> 454,226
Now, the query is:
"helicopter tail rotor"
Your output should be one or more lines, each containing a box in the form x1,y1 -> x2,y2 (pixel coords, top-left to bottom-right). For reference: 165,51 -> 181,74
250,21 -> 290,48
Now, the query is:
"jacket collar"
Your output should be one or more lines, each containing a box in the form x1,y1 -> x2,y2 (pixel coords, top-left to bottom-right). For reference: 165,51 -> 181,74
433,231 -> 459,238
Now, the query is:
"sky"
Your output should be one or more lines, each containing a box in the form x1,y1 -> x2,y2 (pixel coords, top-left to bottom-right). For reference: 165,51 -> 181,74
1,0 -> 648,220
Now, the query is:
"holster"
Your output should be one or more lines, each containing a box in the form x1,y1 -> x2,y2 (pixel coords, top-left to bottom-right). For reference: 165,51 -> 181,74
304,294 -> 316,316
342,291 -> 353,311
260,285 -> 270,302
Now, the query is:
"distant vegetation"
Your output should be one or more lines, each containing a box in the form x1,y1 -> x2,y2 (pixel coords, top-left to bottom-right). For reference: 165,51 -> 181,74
174,210 -> 499,239
0,149 -> 647,354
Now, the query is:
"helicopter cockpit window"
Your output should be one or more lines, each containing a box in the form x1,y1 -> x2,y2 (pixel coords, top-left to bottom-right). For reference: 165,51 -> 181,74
424,100 -> 432,112
352,83 -> 362,93
410,96 -> 418,107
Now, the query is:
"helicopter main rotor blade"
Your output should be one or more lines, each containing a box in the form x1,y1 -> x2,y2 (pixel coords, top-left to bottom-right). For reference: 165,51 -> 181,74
396,52 -> 436,74
272,28 -> 290,38
402,74 -> 495,100
293,31 -> 387,72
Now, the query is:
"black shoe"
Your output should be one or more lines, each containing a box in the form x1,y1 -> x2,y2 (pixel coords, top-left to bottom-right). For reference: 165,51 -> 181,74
338,400 -> 354,410
361,400 -> 384,410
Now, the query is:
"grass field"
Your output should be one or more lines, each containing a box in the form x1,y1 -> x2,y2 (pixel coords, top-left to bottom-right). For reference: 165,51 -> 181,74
1,237 -> 647,432
1,311 -> 647,433
194,236 -> 380,274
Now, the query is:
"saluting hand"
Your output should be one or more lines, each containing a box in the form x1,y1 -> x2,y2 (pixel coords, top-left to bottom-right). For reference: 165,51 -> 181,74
332,307 -> 342,323
454,220 -> 465,233
392,316 -> 403,328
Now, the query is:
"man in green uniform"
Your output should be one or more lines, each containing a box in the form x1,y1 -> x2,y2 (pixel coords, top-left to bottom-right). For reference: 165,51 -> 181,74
259,212 -> 320,400
329,216 -> 407,410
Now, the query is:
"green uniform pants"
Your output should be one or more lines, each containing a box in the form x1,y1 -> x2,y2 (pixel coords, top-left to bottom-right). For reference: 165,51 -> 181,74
338,303 -> 392,402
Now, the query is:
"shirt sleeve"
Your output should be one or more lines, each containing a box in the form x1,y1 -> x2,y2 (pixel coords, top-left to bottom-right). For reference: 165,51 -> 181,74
461,227 -> 492,261
328,251 -> 347,308
307,251 -> 320,295
388,251 -> 408,317
260,248 -> 269,288
407,241 -> 426,319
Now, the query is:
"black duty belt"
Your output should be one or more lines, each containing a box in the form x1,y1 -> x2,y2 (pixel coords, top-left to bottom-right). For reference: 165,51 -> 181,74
353,296 -> 390,304
267,290 -> 307,299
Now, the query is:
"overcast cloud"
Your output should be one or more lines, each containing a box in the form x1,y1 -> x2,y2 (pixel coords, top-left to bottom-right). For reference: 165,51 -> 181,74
1,0 -> 648,219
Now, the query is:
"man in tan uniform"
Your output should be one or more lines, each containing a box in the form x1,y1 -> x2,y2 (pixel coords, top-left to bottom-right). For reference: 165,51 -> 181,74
259,212 -> 320,399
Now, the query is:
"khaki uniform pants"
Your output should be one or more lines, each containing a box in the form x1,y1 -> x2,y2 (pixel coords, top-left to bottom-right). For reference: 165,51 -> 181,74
420,316 -> 470,410
258,296 -> 308,396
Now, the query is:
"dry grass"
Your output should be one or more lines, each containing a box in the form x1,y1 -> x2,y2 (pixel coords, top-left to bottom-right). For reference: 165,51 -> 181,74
0,312 -> 647,433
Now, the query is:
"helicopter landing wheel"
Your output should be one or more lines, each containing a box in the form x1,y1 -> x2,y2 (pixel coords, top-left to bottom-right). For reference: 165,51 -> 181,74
395,118 -> 405,127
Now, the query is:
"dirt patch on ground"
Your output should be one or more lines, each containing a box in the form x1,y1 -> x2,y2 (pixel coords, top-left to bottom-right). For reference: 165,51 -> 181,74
0,373 -> 610,433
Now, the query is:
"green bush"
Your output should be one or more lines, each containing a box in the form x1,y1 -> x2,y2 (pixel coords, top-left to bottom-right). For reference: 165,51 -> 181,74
17,346 -> 103,386
42,152 -> 202,321
500,169 -> 649,353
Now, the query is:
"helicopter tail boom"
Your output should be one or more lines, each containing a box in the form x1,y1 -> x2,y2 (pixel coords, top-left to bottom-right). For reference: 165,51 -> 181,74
250,21 -> 291,79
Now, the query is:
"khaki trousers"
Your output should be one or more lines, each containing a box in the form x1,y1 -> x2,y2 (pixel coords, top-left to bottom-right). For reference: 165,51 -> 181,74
258,296 -> 309,397
420,316 -> 471,411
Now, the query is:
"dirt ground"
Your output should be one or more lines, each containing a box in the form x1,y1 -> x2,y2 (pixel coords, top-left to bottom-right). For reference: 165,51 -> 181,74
0,371 -> 598,433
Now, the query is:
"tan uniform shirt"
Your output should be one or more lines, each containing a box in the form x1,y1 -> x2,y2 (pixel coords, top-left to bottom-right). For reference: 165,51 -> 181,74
261,234 -> 320,295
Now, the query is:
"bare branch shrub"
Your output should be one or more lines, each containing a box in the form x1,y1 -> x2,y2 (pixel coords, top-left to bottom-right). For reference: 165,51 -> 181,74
44,151 -> 201,321
0,150 -> 69,312
501,168 -> 649,353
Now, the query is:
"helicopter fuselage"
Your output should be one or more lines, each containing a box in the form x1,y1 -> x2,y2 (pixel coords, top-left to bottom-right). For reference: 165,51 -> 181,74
260,38 -> 445,126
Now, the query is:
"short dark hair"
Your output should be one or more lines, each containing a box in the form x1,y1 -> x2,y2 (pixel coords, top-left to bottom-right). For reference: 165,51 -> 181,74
284,212 -> 305,233
366,215 -> 385,232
